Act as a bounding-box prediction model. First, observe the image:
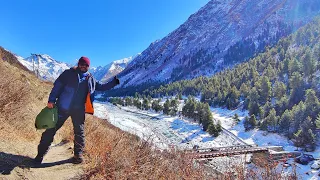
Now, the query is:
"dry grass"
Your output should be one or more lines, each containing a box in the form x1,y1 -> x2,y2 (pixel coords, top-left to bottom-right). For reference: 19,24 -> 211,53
74,116 -> 212,179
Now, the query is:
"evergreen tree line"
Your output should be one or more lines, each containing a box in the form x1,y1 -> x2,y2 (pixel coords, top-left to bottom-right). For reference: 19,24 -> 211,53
140,17 -> 320,150
109,94 -> 222,137
109,95 -> 180,116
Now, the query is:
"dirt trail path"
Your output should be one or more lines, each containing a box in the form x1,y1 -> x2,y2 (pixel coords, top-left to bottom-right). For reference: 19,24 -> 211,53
0,141 -> 83,180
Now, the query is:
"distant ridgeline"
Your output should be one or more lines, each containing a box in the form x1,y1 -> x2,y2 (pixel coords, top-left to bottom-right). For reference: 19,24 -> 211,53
106,16 -> 320,151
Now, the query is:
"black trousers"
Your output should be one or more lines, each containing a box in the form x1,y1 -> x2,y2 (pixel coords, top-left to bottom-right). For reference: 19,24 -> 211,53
37,109 -> 85,157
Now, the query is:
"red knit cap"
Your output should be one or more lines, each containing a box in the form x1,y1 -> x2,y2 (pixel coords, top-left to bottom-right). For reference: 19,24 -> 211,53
78,56 -> 90,66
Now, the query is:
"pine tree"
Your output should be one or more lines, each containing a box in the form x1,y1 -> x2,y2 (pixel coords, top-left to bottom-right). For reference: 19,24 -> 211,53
248,87 -> 260,116
152,99 -> 163,112
289,72 -> 304,106
189,100 -> 196,118
128,97 -> 134,106
316,114 -> 320,129
259,76 -> 272,103
233,113 -> 240,124
265,64 -> 277,81
215,91 -> 223,106
119,98 -> 124,106
240,82 -> 250,98
261,101 -> 272,119
227,86 -> 240,109
133,98 -> 140,107
195,103 -> 203,123
264,108 -> 278,132
305,89 -> 320,121
208,123 -> 219,137
279,110 -> 292,135
275,96 -> 289,116
302,49 -> 316,78
143,98 -> 150,110
170,99 -> 178,116
216,120 -> 222,133
163,99 -> 171,115
294,117 -> 316,150
293,129 -> 303,148
249,114 -> 257,129
244,116 -> 252,131
290,102 -> 306,136
273,81 -> 287,100
182,101 -> 189,117
288,58 -> 301,75
202,103 -> 213,131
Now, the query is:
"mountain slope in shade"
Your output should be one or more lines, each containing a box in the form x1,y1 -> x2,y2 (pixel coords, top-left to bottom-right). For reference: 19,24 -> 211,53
118,0 -> 320,88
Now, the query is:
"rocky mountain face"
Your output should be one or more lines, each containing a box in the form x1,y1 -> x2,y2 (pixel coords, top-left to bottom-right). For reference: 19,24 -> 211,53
118,0 -> 320,88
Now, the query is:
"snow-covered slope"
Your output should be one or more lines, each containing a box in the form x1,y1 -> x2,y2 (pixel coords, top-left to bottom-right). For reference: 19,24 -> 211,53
118,0 -> 320,88
90,56 -> 134,83
16,54 -> 70,82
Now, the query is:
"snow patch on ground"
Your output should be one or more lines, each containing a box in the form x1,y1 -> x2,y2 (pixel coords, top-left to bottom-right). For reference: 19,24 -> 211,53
93,102 -> 246,150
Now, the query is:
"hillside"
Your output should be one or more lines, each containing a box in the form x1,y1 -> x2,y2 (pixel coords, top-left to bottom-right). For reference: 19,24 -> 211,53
116,0 -> 320,92
136,16 -> 320,151
0,49 -> 212,179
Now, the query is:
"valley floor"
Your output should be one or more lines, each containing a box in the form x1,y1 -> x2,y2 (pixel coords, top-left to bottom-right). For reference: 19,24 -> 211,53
93,102 -> 320,180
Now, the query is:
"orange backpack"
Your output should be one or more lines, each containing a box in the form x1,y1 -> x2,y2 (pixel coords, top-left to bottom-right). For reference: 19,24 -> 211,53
85,93 -> 94,114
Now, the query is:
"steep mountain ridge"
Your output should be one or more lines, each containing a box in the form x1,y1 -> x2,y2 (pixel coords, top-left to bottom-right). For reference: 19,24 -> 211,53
118,0 -> 320,88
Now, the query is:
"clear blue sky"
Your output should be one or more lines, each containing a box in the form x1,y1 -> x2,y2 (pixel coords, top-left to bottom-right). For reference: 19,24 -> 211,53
0,0 -> 209,67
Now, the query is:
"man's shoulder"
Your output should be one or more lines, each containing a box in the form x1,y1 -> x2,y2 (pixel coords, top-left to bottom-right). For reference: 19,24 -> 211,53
58,68 -> 76,79
63,68 -> 76,74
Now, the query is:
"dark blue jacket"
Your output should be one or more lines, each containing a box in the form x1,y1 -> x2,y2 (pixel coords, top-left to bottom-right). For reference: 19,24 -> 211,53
48,67 -> 118,113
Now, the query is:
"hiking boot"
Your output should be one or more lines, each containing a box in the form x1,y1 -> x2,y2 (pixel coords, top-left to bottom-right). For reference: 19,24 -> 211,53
72,154 -> 83,164
33,155 -> 43,165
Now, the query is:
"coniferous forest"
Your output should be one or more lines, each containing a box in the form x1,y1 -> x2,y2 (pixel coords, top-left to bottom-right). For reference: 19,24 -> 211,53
105,17 -> 320,151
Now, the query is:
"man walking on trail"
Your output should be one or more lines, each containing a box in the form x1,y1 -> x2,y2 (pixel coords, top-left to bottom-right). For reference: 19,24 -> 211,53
34,56 -> 120,164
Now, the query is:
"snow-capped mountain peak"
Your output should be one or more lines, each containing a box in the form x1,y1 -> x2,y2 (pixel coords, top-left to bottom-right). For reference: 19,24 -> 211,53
17,53 -> 135,83
17,54 -> 70,82
90,56 -> 135,83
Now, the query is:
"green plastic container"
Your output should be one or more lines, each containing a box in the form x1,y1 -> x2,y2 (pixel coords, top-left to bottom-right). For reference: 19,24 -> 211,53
35,106 -> 58,129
